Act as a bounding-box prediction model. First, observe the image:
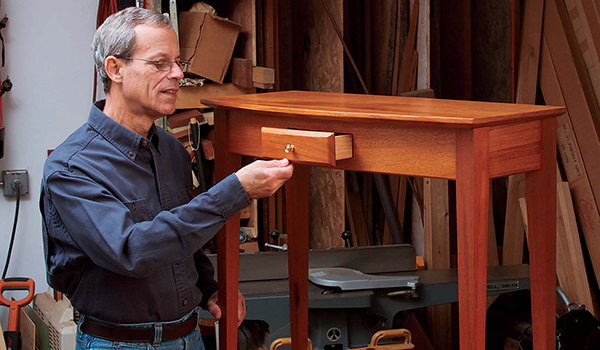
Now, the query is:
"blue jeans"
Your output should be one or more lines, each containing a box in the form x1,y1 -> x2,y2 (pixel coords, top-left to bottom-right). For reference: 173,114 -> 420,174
76,309 -> 205,350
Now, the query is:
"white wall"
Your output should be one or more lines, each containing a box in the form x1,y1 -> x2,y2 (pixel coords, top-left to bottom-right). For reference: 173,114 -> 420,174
0,0 -> 97,329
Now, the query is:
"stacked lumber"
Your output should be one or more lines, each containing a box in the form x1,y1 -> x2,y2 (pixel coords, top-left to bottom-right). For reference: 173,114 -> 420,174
501,0 -> 600,316
542,0 -> 600,315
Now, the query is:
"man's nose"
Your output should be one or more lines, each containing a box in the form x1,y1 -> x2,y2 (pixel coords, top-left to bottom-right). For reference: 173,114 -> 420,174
169,63 -> 185,79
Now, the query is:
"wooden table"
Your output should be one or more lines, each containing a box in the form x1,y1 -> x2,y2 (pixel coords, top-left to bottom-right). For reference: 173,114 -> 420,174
203,91 -> 565,350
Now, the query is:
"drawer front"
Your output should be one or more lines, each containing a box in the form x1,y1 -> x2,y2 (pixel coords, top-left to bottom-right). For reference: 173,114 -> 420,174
261,127 -> 352,166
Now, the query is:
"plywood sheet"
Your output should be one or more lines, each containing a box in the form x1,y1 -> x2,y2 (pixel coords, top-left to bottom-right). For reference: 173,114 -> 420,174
310,166 -> 345,249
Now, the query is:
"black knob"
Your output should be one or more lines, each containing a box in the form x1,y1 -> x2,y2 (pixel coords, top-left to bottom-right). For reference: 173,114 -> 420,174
342,231 -> 352,247
0,77 -> 12,97
269,229 -> 280,245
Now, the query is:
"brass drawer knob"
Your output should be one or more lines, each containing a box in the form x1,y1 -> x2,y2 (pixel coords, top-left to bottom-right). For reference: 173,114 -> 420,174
284,144 -> 295,153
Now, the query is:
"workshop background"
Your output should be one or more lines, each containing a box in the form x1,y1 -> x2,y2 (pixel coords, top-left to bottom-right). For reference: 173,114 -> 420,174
0,0 -> 599,349
0,0 -> 96,330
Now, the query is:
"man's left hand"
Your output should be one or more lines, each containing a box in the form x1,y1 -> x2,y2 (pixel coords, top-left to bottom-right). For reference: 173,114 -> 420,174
206,290 -> 246,327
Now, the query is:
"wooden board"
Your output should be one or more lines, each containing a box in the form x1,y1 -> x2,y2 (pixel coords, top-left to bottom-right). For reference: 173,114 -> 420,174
502,0 -> 544,267
563,0 -> 600,129
167,109 -> 202,129
370,0 -> 396,95
518,176 -> 597,316
556,178 -> 596,315
0,322 -> 5,350
502,174 -> 526,265
406,312 -> 436,350
227,0 -> 257,64
554,0 -> 600,137
391,0 -> 404,96
231,58 -> 254,88
416,0 -> 430,90
176,83 -> 254,109
397,0 -> 419,94
544,0 -> 600,211
423,178 -> 450,270
19,308 -> 35,350
423,177 -> 452,350
204,91 -> 564,127
539,39 -> 600,293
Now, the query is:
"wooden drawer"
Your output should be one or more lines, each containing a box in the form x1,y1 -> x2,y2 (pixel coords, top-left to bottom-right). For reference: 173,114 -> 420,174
261,127 -> 353,166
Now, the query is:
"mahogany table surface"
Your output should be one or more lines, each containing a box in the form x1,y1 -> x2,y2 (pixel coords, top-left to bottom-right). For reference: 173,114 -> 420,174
203,90 -> 565,127
203,90 -> 565,350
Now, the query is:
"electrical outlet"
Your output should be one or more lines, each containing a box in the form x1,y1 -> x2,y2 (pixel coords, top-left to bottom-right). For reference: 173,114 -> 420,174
1,170 -> 28,196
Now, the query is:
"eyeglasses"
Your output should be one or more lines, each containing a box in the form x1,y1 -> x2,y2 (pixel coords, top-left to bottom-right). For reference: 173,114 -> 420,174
120,57 -> 190,73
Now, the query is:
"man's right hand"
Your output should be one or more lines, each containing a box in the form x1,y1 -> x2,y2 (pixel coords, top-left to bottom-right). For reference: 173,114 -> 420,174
235,159 -> 294,199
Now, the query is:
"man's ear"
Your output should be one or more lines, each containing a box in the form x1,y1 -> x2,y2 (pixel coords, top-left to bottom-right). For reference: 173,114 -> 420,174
105,56 -> 125,84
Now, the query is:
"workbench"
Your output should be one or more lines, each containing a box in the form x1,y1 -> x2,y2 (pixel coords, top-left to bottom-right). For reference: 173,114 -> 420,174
203,91 -> 565,350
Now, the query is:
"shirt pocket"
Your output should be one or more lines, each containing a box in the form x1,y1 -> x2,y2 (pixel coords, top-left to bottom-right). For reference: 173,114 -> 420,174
176,186 -> 194,206
123,199 -> 151,222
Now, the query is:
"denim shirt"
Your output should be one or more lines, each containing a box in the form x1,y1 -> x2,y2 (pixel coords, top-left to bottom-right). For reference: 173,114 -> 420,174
40,101 -> 250,323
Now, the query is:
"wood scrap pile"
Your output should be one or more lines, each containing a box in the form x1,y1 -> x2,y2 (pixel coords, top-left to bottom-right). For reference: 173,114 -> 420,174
497,0 -> 600,318
536,0 -> 600,316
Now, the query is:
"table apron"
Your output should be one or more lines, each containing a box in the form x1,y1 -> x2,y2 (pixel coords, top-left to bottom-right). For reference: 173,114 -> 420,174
224,110 -> 543,179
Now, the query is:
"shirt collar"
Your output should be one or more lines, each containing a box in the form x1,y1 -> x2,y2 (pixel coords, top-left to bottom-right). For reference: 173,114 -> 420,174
87,100 -> 161,159
147,124 -> 161,151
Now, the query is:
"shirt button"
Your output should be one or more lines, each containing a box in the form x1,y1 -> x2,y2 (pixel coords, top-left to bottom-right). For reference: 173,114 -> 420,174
128,151 -> 134,156
141,140 -> 148,147
175,261 -> 180,265
131,203 -> 136,211
182,298 -> 188,306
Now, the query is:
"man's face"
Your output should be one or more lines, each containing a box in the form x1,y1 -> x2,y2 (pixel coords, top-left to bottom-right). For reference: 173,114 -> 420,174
120,25 -> 183,119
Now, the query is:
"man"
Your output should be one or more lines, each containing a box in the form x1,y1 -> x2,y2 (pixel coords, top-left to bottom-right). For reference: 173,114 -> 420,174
40,7 -> 293,349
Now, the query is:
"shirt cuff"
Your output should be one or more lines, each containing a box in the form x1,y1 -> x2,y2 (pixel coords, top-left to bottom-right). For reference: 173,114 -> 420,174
209,173 -> 252,220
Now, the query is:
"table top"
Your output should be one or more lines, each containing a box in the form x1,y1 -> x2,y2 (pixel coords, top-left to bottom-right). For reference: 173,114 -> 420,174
202,90 -> 566,128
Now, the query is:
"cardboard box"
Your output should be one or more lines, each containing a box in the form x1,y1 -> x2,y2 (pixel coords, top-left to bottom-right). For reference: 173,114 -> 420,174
179,12 -> 241,83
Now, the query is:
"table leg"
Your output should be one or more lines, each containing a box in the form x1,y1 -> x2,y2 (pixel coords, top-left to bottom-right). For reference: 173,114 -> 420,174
215,110 -> 242,350
286,164 -> 310,350
456,128 -> 489,350
526,118 -> 556,350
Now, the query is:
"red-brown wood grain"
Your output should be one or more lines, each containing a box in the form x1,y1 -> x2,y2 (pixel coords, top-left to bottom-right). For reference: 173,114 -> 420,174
208,91 -> 563,350
285,165 -> 310,350
455,128 -> 489,350
214,110 -> 242,350
526,118 -> 557,350
204,90 -> 564,127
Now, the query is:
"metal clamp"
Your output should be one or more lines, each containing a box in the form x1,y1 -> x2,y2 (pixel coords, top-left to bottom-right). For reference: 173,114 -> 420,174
264,243 -> 288,251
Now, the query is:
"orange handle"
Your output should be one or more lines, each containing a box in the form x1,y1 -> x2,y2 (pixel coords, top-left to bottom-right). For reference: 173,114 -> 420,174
0,278 -> 35,331
370,328 -> 414,349
270,337 -> 313,350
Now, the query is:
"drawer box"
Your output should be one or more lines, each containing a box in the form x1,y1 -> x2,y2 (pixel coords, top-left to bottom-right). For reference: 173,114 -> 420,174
261,127 -> 353,166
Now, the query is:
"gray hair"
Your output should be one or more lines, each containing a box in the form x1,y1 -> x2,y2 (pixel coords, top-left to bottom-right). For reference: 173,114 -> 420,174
91,7 -> 173,94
